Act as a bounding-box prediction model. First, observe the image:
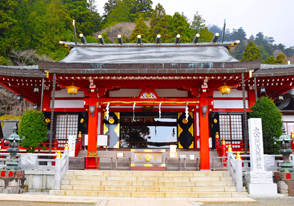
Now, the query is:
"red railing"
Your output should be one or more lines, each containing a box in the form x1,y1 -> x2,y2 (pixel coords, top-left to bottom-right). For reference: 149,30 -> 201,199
0,138 -> 82,157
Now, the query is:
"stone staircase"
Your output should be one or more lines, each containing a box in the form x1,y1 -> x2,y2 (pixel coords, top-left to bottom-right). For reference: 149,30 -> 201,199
50,170 -> 248,198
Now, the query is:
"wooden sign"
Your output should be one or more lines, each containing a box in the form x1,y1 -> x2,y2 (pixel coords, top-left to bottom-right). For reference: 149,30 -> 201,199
97,135 -> 109,146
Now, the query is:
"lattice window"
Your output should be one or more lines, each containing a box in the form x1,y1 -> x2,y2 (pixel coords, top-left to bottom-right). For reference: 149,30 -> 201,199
219,114 -> 243,148
55,114 -> 78,146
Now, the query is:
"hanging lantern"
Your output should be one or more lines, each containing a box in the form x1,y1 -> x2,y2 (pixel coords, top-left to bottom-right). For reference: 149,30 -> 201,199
278,94 -> 284,101
259,84 -> 267,94
33,86 -> 40,93
16,94 -> 23,101
66,84 -> 79,95
33,104 -> 38,110
219,83 -> 231,95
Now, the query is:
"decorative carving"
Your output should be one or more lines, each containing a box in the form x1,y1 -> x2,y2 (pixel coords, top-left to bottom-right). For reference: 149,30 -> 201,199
88,152 -> 97,157
244,171 -> 273,184
140,92 -> 156,99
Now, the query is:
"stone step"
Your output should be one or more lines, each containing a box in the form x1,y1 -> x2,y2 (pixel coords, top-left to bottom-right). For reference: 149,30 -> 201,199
66,170 -> 231,177
61,179 -> 235,187
63,175 -> 233,182
50,190 -> 248,198
60,184 -> 241,192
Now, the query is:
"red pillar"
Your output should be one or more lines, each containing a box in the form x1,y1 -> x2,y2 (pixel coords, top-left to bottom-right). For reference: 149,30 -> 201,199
199,97 -> 210,170
87,97 -> 98,155
247,90 -> 256,108
86,97 -> 98,169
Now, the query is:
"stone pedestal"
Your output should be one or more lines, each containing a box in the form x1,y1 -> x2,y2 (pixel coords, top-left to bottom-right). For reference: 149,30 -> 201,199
0,170 -> 26,194
244,171 -> 280,197
274,172 -> 294,196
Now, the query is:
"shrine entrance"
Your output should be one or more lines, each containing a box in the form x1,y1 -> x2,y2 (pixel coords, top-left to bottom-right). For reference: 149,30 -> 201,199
103,111 -> 195,149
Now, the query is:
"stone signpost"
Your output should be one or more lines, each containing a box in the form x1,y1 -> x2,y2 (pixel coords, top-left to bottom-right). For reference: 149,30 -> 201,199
244,118 -> 279,196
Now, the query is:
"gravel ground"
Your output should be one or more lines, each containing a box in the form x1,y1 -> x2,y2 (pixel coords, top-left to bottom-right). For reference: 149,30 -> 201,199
202,197 -> 294,206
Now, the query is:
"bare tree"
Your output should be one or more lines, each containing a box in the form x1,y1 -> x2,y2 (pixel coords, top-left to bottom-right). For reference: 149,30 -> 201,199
10,49 -> 53,66
0,86 -> 33,116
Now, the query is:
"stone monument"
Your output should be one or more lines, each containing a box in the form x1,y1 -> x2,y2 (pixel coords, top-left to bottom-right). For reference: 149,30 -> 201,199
0,127 -> 26,193
244,118 -> 279,197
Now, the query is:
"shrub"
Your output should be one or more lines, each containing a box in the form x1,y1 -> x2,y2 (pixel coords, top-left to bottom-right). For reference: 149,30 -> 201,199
249,97 -> 283,154
18,110 -> 48,153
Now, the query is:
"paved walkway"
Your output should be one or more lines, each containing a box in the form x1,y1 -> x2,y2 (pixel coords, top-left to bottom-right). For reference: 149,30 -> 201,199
0,194 -> 255,206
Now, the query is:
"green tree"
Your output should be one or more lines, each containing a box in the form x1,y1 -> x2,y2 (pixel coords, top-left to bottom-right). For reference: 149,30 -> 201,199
101,32 -> 113,43
0,0 -> 19,56
148,3 -> 171,43
231,41 -> 246,60
18,110 -> 49,153
103,0 -> 118,17
169,12 -> 191,43
275,53 -> 287,64
263,56 -> 276,64
249,97 -> 282,154
0,56 -> 11,65
128,14 -> 149,43
258,45 -> 269,60
128,0 -> 153,21
190,11 -> 205,34
104,0 -> 130,28
241,41 -> 261,61
198,27 -> 213,42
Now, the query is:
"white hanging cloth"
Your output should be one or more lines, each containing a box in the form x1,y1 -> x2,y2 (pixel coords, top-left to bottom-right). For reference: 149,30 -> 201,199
185,103 -> 189,120
133,102 -> 136,122
106,103 -> 110,120
159,103 -> 162,119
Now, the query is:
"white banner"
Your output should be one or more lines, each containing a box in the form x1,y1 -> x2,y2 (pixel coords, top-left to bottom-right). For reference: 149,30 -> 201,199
68,135 -> 76,157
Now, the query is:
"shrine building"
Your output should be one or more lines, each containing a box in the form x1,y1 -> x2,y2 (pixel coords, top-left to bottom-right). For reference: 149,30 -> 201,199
0,34 -> 293,170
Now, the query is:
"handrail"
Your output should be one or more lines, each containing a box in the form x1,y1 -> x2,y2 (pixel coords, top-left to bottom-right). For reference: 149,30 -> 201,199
54,149 -> 69,190
227,151 -> 243,192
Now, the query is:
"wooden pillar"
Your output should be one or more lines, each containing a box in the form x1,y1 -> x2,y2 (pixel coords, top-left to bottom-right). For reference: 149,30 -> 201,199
248,89 -> 256,108
199,97 -> 210,170
87,97 -> 98,157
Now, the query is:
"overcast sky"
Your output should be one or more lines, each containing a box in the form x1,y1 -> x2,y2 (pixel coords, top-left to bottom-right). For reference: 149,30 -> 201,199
96,0 -> 293,47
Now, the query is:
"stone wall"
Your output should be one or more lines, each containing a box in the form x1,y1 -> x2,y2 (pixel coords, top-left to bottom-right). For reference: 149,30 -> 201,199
24,170 -> 55,192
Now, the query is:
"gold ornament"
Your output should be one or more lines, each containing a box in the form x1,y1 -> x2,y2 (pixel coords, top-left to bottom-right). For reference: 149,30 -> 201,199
109,118 -> 115,124
45,118 -> 50,123
80,118 -> 84,123
64,144 -> 69,151
66,84 -> 79,95
219,83 -> 232,95
182,118 -> 188,124
56,151 -> 61,158
214,118 -> 218,124
227,144 -> 232,152
236,152 -> 241,159
145,155 -> 151,162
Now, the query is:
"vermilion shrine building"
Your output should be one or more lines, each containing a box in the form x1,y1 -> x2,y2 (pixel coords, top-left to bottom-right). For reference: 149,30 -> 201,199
0,37 -> 293,170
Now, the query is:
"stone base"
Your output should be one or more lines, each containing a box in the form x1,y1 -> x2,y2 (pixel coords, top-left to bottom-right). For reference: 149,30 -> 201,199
0,186 -> 25,194
0,170 -> 26,194
244,171 -> 280,197
247,183 -> 282,197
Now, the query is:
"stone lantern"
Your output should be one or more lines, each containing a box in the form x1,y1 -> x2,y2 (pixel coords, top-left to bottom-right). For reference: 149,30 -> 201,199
276,133 -> 294,173
3,127 -> 25,170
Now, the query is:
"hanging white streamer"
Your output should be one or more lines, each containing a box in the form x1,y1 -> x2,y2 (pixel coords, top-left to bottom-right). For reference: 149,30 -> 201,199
106,103 -> 110,120
159,103 -> 162,119
185,103 -> 189,120
133,102 -> 136,122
